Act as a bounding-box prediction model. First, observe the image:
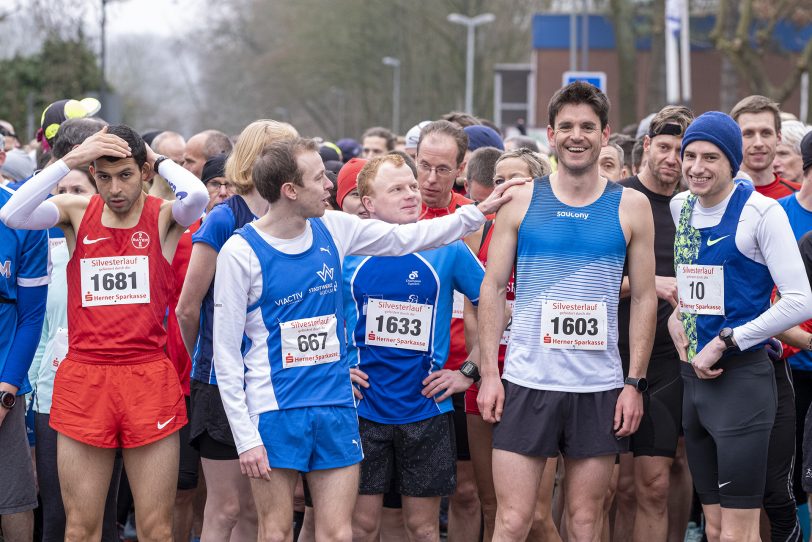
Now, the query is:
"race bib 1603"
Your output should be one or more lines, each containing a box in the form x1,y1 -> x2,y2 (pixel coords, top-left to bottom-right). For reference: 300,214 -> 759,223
541,300 -> 608,350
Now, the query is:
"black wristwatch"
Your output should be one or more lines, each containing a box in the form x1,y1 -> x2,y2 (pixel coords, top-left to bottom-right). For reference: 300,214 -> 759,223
459,360 -> 481,383
0,391 -> 16,410
153,154 -> 169,174
719,327 -> 737,350
624,377 -> 648,393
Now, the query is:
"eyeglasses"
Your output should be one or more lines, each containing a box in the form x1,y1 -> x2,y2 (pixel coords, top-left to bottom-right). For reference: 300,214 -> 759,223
206,180 -> 235,192
417,161 -> 455,178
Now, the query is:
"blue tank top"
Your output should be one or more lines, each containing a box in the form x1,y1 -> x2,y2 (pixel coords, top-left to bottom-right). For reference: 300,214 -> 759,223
343,241 -> 484,424
237,219 -> 354,410
674,183 -> 773,359
504,177 -> 627,392
191,195 -> 256,385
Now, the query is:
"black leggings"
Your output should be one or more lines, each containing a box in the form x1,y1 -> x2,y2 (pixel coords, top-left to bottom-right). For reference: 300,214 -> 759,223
764,359 -> 802,542
682,350 -> 776,509
35,413 -> 122,542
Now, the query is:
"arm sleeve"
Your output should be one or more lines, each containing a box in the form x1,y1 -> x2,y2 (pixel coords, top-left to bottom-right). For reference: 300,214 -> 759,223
212,237 -> 263,454
734,204 -> 812,350
324,204 -> 486,259
0,161 -> 68,230
0,285 -> 47,390
160,160 -> 209,228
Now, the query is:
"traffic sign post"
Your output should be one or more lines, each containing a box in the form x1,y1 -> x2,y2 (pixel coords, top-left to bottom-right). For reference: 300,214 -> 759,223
562,71 -> 607,92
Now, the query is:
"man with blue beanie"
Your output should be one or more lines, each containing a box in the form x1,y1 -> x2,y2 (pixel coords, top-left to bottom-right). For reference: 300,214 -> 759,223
668,111 -> 812,542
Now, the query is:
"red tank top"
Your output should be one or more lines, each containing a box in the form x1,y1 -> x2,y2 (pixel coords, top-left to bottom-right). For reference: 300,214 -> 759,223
165,219 -> 201,395
478,221 -> 515,369
67,194 -> 174,362
419,192 -> 473,370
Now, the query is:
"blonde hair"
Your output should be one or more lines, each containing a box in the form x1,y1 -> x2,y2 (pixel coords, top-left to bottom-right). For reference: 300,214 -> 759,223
357,153 -> 407,199
495,148 -> 552,178
225,120 -> 298,194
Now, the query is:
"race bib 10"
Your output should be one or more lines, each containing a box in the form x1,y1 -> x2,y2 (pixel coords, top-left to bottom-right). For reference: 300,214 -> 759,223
676,264 -> 725,316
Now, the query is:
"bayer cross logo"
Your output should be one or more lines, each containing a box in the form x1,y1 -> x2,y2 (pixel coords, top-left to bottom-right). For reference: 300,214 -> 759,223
131,231 -> 150,249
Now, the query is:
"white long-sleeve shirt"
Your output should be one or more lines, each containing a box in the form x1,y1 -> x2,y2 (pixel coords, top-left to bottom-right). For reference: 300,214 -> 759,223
670,186 -> 812,350
213,206 -> 486,454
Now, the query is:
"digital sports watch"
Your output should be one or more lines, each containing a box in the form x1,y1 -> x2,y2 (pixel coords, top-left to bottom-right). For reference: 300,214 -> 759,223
459,360 -> 481,383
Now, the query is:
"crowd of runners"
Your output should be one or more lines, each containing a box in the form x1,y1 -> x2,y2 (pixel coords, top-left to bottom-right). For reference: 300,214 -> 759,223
1,81 -> 812,542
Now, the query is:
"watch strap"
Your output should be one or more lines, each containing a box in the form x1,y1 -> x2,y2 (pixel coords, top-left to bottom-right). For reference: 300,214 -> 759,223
153,155 -> 169,175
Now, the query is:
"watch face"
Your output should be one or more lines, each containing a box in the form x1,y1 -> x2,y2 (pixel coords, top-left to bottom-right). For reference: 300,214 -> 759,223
637,378 -> 648,392
0,393 -> 14,408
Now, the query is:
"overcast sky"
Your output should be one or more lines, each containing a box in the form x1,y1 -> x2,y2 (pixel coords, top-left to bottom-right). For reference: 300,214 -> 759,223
104,0 -> 202,37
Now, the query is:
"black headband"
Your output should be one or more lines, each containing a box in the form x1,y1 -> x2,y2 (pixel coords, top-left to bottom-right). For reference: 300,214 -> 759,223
648,123 -> 684,139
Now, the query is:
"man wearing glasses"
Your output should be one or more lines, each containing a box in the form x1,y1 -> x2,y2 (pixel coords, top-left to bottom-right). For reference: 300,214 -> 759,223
416,119 -> 483,542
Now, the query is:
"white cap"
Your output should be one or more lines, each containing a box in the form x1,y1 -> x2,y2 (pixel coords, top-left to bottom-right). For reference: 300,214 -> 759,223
405,121 -> 431,150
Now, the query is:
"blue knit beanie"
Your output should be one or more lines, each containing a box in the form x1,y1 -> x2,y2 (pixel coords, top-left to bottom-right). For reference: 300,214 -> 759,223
680,111 -> 742,177
464,125 -> 505,151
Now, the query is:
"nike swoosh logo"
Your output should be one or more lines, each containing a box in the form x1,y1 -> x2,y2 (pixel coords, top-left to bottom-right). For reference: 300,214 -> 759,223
157,416 -> 176,430
83,235 -> 110,245
718,481 -> 732,488
706,235 -> 730,246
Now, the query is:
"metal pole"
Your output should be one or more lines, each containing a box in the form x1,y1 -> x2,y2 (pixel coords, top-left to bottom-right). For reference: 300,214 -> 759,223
383,57 -> 401,134
465,24 -> 475,114
801,72 -> 809,124
448,13 -> 494,115
665,0 -> 681,103
680,0 -> 692,103
393,64 -> 400,134
100,0 -> 107,95
581,0 -> 589,70
570,13 -> 577,71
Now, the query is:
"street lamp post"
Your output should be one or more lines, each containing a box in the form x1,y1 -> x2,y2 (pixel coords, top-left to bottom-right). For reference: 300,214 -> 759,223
447,12 -> 495,114
382,56 -> 401,134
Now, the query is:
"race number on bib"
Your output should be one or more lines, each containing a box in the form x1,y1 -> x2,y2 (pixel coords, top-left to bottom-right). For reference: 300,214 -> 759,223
541,300 -> 607,350
80,256 -> 150,307
365,298 -> 433,352
280,315 -> 341,369
500,299 -> 515,346
676,264 -> 724,316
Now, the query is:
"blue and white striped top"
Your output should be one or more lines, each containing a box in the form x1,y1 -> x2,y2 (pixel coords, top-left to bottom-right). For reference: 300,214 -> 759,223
504,177 -> 627,392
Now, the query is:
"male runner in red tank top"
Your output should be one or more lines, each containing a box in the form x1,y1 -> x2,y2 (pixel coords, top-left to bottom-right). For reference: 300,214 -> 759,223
0,125 -> 208,542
